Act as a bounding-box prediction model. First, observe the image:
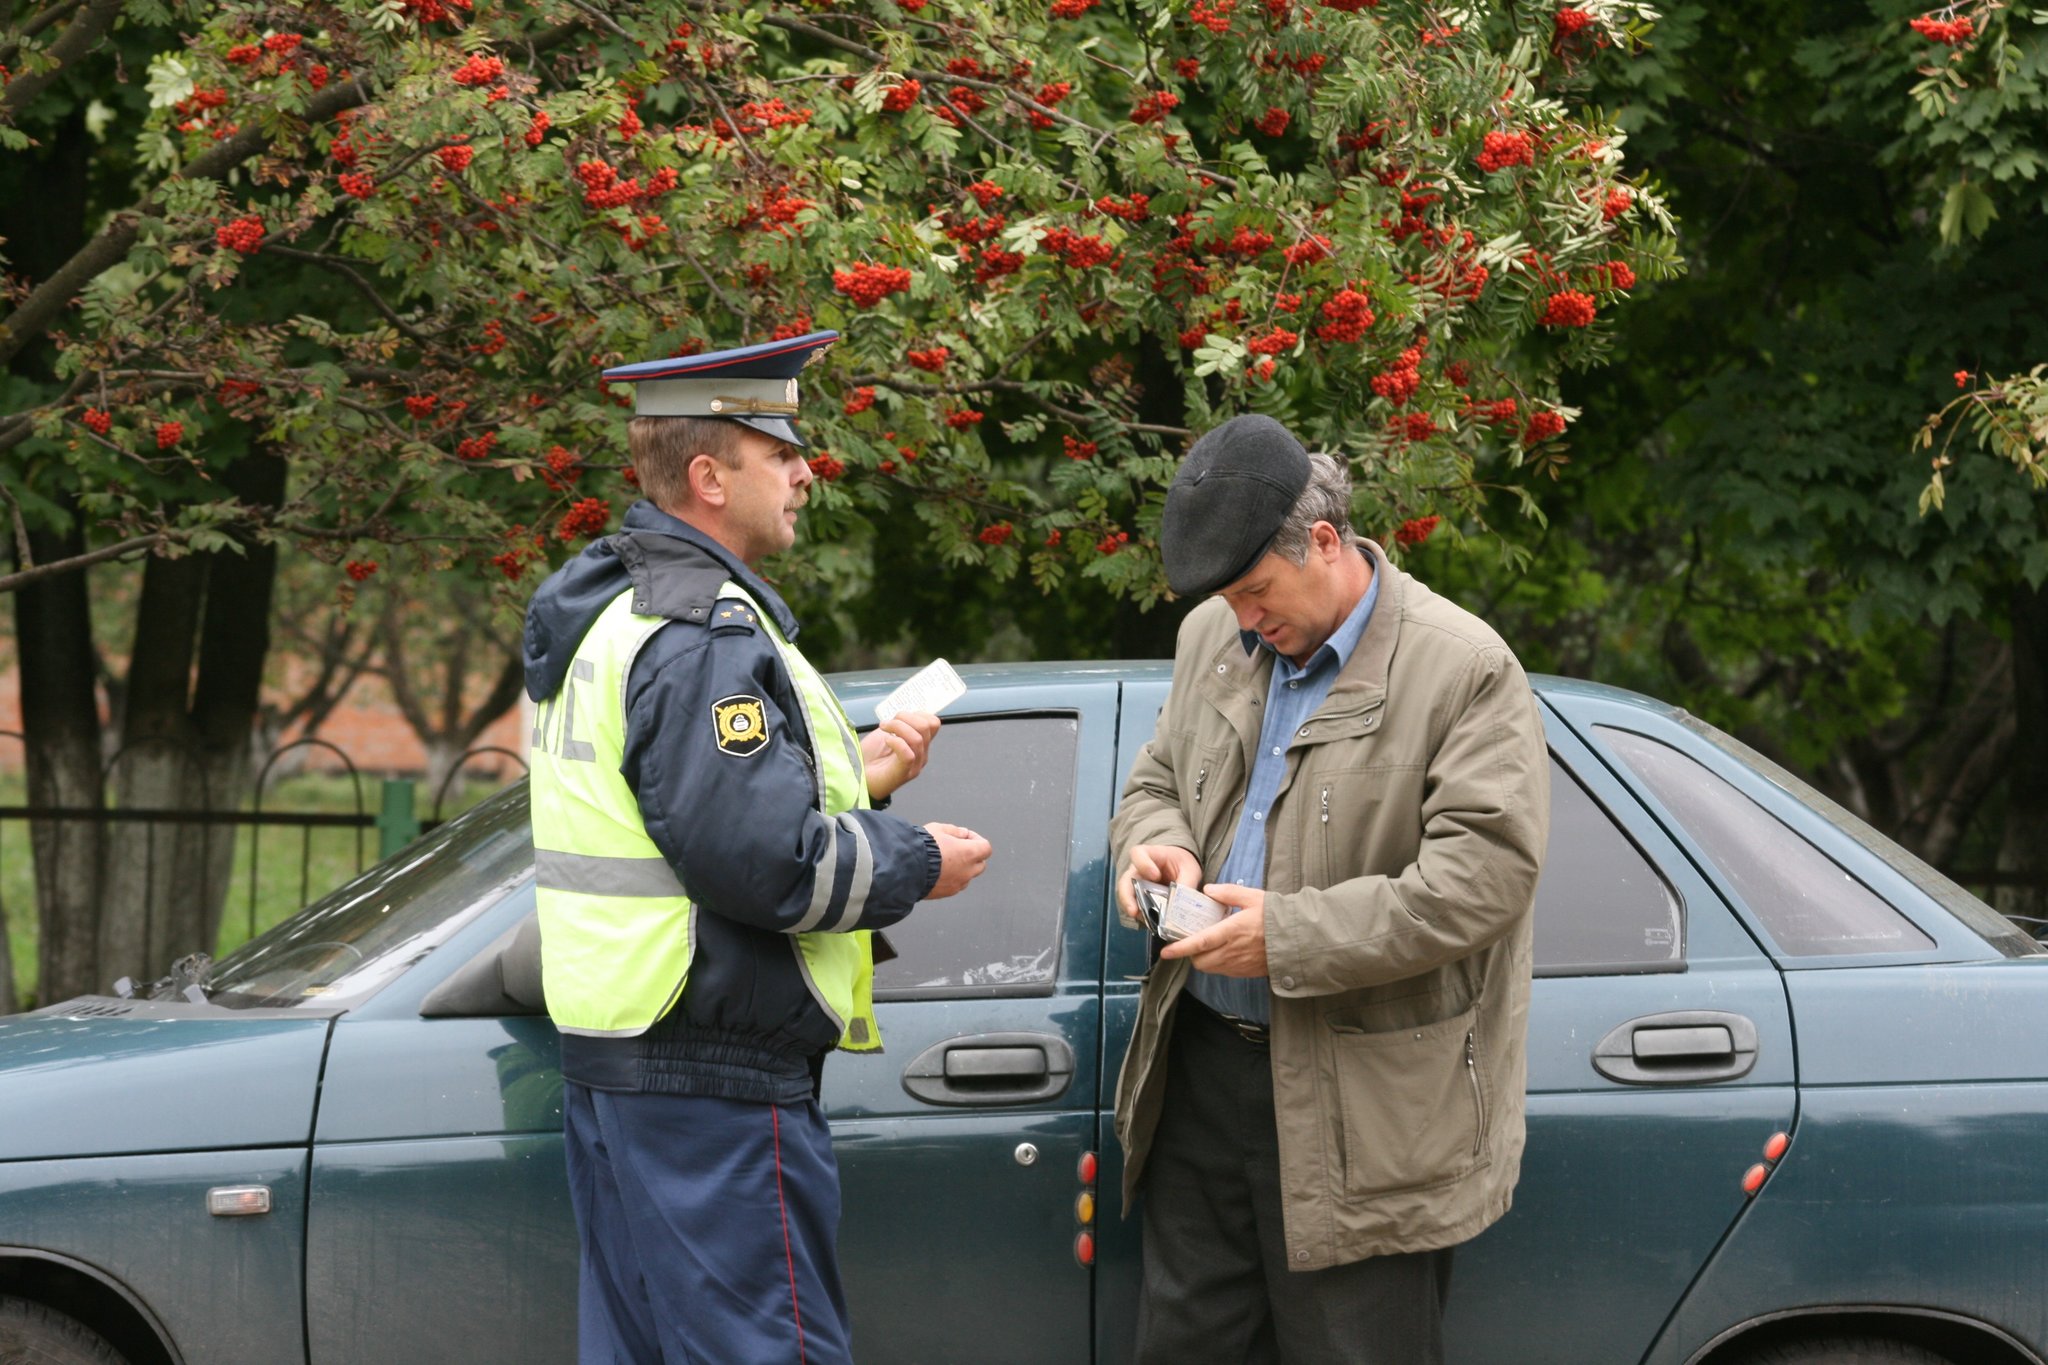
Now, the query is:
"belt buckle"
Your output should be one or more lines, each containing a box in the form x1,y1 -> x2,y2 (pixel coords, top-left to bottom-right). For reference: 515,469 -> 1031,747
1223,1012 -> 1270,1046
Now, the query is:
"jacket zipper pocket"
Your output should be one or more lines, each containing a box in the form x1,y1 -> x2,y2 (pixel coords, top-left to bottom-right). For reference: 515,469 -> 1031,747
1320,787 -> 1330,823
1195,767 -> 1207,801
1466,1029 -> 1485,1157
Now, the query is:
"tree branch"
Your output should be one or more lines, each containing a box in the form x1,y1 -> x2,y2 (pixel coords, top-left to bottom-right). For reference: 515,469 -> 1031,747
0,0 -> 122,119
0,531 -> 167,594
0,0 -> 85,70
262,246 -> 447,353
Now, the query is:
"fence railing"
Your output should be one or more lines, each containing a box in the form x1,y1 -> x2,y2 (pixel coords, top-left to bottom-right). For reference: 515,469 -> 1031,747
0,732 -> 527,1010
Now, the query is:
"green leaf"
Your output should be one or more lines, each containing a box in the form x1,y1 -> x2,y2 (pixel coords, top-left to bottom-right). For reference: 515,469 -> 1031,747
1938,179 -> 1999,243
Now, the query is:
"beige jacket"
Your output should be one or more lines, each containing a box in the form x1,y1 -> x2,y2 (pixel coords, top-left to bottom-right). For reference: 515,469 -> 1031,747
1111,540 -> 1550,1270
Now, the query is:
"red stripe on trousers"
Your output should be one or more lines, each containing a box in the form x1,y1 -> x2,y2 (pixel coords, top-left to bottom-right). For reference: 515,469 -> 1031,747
772,1105 -> 809,1364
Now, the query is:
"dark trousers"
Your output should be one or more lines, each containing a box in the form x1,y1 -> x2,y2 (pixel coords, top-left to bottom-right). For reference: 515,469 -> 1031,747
1135,999 -> 1455,1365
564,1081 -> 852,1365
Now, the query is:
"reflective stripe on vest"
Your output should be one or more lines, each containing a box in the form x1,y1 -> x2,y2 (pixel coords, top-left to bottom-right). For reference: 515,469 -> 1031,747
528,582 -> 881,1052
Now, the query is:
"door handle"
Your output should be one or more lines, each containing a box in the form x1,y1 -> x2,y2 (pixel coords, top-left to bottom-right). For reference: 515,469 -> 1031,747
901,1032 -> 1075,1107
1592,1010 -> 1758,1085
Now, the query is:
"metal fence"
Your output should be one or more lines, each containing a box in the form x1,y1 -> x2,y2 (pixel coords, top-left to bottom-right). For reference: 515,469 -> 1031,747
0,731 -> 527,1005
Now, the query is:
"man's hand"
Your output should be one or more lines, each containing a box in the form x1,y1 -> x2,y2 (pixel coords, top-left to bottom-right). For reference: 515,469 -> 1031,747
1116,844 -> 1204,930
924,822 -> 993,899
863,711 -> 940,802
1158,884 -> 1267,976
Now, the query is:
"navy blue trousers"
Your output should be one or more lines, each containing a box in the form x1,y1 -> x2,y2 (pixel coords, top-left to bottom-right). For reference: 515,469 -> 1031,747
563,1081 -> 853,1365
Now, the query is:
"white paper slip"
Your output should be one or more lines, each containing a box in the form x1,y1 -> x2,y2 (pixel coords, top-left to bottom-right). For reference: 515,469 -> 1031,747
1133,879 -> 1230,942
875,658 -> 967,724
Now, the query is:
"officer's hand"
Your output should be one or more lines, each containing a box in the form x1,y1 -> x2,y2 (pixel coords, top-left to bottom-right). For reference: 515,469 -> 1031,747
924,822 -> 992,899
1117,845 -> 1204,930
1158,885 -> 1267,976
863,711 -> 940,802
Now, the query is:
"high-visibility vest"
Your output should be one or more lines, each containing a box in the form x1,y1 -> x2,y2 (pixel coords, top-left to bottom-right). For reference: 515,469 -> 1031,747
529,579 -> 880,1051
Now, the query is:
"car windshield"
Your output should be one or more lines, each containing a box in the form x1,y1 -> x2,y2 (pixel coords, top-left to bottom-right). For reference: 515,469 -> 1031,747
1675,714 -> 2044,959
206,784 -> 535,1008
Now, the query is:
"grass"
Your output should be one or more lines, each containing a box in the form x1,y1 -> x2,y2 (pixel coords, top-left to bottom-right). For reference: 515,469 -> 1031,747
1,770 -> 505,1012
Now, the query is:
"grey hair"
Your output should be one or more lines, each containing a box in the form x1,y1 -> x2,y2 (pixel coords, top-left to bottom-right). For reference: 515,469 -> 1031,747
1266,452 -> 1357,564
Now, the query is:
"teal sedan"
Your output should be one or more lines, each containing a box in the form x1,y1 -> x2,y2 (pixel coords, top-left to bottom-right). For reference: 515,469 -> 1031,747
3,666 -> 2045,1365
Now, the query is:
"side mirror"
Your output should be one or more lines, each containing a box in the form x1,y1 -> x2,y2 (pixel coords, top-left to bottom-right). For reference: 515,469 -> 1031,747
419,913 -> 547,1018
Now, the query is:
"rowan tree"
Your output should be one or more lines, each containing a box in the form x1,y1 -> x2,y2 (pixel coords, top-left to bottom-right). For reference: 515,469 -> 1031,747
0,0 -> 1676,1001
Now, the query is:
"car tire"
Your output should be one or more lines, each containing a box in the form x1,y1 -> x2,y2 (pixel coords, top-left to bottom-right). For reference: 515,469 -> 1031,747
0,1294 -> 132,1365
1732,1336 -> 1957,1365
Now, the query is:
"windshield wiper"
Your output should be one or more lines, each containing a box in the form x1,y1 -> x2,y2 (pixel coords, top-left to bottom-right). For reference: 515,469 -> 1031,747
112,951 -> 214,1003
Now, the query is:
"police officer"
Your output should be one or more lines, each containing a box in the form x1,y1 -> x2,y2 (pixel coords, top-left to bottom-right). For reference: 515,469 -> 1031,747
523,330 -> 993,1364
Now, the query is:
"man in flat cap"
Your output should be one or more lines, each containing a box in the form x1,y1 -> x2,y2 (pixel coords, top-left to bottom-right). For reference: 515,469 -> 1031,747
1110,413 -> 1549,1363
523,330 -> 992,1364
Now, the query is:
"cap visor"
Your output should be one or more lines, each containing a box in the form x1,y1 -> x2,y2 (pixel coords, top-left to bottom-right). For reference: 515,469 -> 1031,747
732,414 -> 805,448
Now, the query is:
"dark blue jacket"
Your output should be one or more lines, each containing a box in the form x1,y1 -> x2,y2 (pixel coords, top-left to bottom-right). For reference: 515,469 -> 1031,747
524,502 -> 940,1101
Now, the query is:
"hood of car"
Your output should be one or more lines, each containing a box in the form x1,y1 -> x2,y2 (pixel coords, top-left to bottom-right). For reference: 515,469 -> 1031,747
0,998 -> 332,1161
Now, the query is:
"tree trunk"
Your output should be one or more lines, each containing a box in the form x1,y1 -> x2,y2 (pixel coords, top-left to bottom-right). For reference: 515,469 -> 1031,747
97,455 -> 286,982
1994,581 -> 2048,923
14,512 -> 106,1005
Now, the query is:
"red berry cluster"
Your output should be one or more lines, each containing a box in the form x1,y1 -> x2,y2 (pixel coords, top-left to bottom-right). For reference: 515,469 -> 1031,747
1554,8 -> 1594,38
968,180 -> 1004,209
456,431 -> 498,460
1130,90 -> 1180,125
215,216 -> 264,254
1275,293 -> 1302,313
1523,410 -> 1567,445
844,386 -> 878,415
542,445 -> 581,491
1095,529 -> 1131,555
403,0 -> 473,21
1477,130 -> 1534,172
1315,288 -> 1374,342
218,379 -> 260,403
1592,260 -> 1636,291
907,347 -> 951,373
1910,13 -> 1975,44
226,43 -> 261,64
556,497 -> 612,542
575,160 -> 679,211
156,420 -> 184,449
618,106 -> 643,140
1051,0 -> 1100,17
978,522 -> 1014,546
450,54 -> 505,88
1040,227 -> 1115,268
1394,515 -> 1441,548
82,408 -> 112,435
345,560 -> 378,581
338,172 -> 375,198
833,263 -> 914,307
1955,369 -> 1972,388
1246,327 -> 1298,357
1538,290 -> 1597,327
1029,82 -> 1073,129
524,112 -> 551,148
1175,57 -> 1203,79
807,454 -> 845,481
1094,193 -> 1150,221
1320,0 -> 1379,11
1472,397 -> 1518,426
1393,412 -> 1438,441
1254,107 -> 1292,137
471,320 -> 507,356
1283,235 -> 1332,265
1602,187 -> 1633,221
265,33 -> 302,54
945,409 -> 985,429
1190,0 -> 1236,33
1371,345 -> 1425,405
307,64 -> 329,88
881,79 -> 922,113
769,316 -> 814,341
1063,435 -> 1097,461
405,394 -> 438,419
436,143 -> 474,172
975,248 -> 1025,283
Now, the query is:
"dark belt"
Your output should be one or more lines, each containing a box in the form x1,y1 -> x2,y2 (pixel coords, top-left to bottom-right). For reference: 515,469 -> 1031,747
1183,992 -> 1270,1046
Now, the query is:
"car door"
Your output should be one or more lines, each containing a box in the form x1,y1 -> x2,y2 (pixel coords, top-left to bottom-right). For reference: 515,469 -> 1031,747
1439,692 -> 1798,1364
300,880 -> 578,1365
825,674 -> 1120,1365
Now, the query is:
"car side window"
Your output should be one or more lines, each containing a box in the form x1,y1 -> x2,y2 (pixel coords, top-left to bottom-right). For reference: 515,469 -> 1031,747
1597,726 -> 1934,957
868,714 -> 1078,998
1534,754 -> 1684,974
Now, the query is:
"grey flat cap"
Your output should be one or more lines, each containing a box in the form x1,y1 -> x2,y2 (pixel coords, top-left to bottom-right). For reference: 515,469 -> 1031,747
1161,414 -> 1311,596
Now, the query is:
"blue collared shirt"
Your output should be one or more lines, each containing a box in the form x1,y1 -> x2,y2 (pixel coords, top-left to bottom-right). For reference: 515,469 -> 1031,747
1184,561 -> 1379,1026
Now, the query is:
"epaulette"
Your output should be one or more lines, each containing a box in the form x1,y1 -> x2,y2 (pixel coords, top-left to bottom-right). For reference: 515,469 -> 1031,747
611,530 -> 734,625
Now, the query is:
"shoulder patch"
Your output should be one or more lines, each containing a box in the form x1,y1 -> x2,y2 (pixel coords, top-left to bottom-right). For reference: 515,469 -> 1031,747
712,694 -> 770,757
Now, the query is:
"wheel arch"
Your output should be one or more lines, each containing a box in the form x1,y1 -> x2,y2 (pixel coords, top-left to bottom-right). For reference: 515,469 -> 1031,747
1687,1306 -> 2042,1365
0,1247 -> 180,1365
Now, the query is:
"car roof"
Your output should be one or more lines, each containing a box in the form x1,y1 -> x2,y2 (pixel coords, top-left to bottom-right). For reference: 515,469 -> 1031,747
827,659 -> 1681,718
